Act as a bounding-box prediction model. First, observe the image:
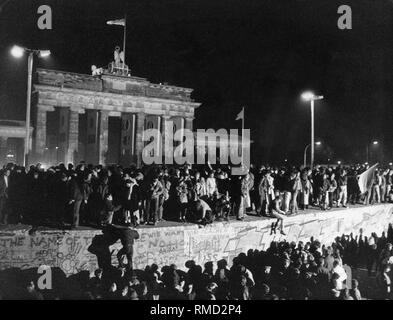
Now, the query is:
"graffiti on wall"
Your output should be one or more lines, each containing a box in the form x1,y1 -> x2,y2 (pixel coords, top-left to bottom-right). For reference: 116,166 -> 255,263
1,205 -> 393,275
0,231 -> 115,275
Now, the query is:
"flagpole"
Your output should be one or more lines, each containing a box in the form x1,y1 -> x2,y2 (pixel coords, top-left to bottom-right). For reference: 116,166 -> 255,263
122,14 -> 127,73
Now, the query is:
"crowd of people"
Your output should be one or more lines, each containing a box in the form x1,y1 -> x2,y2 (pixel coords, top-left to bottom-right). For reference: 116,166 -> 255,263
3,224 -> 393,300
0,161 -> 391,229
1,161 -> 393,300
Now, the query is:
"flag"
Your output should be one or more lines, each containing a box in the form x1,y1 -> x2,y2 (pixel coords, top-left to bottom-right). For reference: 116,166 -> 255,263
107,18 -> 126,26
357,163 -> 378,194
236,108 -> 244,121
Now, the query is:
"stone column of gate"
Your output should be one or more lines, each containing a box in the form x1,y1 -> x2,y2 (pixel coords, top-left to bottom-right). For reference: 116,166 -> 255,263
98,110 -> 109,165
66,109 -> 79,165
156,115 -> 162,158
135,112 -> 146,167
0,137 -> 7,164
185,117 -> 194,132
161,115 -> 172,161
34,105 -> 48,161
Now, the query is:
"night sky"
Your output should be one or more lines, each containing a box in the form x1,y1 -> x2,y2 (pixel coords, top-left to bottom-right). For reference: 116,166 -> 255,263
1,0 -> 393,164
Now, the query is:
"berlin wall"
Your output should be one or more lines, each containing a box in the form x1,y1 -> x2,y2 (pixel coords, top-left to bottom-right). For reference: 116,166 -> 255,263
1,204 -> 393,276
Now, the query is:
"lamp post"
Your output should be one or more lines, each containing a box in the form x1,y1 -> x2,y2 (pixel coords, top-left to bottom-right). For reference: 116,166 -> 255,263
10,45 -> 51,167
301,91 -> 324,168
303,141 -> 321,168
366,140 -> 379,164
55,146 -> 59,164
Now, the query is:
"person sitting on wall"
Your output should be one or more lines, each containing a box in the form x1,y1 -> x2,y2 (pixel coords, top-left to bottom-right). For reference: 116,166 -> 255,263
268,190 -> 287,235
214,191 -> 231,221
194,197 -> 214,225
91,65 -> 103,76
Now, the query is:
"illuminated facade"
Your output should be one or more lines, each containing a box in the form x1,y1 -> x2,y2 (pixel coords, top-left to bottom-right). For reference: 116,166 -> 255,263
33,68 -> 200,166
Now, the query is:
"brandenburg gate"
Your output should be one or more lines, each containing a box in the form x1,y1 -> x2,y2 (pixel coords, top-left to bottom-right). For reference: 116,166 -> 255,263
33,68 -> 201,166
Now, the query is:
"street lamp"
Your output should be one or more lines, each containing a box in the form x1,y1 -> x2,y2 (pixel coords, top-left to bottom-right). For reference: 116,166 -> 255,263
303,141 -> 321,167
301,91 -> 324,168
10,45 -> 50,167
366,140 -> 379,164
55,146 -> 59,164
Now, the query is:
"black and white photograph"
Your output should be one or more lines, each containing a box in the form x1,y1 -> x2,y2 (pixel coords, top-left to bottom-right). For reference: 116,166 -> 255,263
1,0 -> 393,310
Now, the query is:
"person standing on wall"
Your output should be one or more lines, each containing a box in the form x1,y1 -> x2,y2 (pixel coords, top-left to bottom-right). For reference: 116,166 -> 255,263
337,169 -> 348,208
146,175 -> 163,226
69,171 -> 92,228
236,173 -> 249,221
258,169 -> 274,216
0,168 -> 10,225
122,176 -> 141,227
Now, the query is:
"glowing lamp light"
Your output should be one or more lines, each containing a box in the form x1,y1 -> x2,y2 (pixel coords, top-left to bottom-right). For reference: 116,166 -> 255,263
373,141 -> 379,145
315,141 -> 322,146
301,91 -> 315,101
389,162 -> 393,166
10,45 -> 24,58
337,161 -> 341,165
39,50 -> 51,58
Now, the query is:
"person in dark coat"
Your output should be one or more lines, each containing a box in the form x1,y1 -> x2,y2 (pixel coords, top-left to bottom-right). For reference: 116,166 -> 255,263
69,172 -> 92,228
53,172 -> 71,226
8,167 -> 26,224
89,175 -> 110,226
115,224 -> 140,271
26,170 -> 45,225
121,177 -> 141,226
0,169 -> 10,224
